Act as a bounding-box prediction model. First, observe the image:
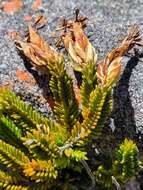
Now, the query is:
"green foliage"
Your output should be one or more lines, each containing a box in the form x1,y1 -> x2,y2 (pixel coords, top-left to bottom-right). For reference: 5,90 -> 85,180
0,55 -> 114,189
49,59 -> 79,128
0,115 -> 22,146
0,90 -> 51,133
80,63 -> 97,110
113,139 -> 140,182
0,52 -> 141,189
94,139 -> 141,189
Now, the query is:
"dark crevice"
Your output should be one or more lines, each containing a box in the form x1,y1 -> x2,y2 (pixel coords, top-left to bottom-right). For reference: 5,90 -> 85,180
113,50 -> 143,144
17,50 -> 51,98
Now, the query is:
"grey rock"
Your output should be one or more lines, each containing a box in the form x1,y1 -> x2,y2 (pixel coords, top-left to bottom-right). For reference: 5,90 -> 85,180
0,63 -> 8,72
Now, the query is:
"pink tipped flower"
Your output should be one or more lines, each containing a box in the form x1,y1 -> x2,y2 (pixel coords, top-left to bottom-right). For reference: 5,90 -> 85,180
63,23 -> 97,71
16,26 -> 63,73
97,57 -> 121,87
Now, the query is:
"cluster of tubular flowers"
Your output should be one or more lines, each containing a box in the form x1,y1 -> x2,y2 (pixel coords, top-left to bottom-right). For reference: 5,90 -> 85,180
96,24 -> 142,86
16,25 -> 63,73
62,22 -> 97,71
16,18 -> 142,87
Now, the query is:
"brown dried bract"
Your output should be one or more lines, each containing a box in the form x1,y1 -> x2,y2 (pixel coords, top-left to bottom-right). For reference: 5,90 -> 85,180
54,9 -> 88,49
107,24 -> 143,63
58,9 -> 88,32
61,22 -> 97,71
33,14 -> 48,30
53,10 -> 97,71
15,25 -> 62,74
23,14 -> 48,38
97,24 -> 143,86
97,57 -> 121,86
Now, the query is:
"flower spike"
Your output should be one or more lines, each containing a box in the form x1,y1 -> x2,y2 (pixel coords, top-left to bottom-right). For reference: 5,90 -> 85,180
97,57 -> 121,86
63,22 -> 97,71
16,25 -> 63,74
97,24 -> 142,87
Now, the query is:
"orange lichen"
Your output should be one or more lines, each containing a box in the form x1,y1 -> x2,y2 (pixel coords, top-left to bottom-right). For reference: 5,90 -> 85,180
16,70 -> 30,81
63,22 -> 97,71
3,0 -> 23,14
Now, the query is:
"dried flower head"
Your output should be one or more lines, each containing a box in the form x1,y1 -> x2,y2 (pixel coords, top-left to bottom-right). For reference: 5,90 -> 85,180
97,24 -> 142,87
106,24 -> 142,63
16,25 -> 63,74
63,22 -> 97,71
97,57 -> 121,86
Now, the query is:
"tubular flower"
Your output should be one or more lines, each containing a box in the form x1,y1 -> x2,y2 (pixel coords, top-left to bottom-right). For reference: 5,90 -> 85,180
96,57 -> 121,87
16,26 -> 63,73
106,24 -> 142,62
97,24 -> 142,87
63,22 -> 97,71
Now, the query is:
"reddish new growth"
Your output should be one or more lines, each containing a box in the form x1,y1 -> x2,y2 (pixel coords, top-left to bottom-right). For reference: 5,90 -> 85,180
97,24 -> 143,86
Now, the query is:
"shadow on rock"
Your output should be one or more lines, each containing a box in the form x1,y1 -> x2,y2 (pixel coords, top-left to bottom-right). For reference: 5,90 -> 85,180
17,51 -> 51,98
113,51 -> 143,144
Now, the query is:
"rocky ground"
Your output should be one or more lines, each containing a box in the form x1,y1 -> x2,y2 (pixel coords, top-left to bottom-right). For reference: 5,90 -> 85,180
0,0 -> 143,189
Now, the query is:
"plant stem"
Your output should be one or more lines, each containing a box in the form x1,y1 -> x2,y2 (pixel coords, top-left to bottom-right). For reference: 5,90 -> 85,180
111,176 -> 121,190
80,158 -> 95,188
